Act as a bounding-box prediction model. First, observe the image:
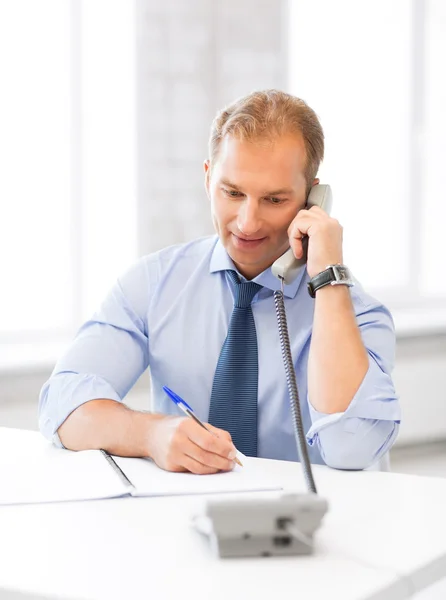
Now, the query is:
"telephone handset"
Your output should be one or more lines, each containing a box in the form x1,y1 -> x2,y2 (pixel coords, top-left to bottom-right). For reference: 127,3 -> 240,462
271,184 -> 333,285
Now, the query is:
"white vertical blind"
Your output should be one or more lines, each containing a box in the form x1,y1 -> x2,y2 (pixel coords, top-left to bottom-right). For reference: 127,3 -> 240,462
0,0 -> 137,345
288,0 -> 413,292
0,1 -> 73,332
80,0 -> 137,319
420,0 -> 446,297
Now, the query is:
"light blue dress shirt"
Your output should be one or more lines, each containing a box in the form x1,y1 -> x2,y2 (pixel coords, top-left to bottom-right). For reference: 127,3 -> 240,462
39,236 -> 400,469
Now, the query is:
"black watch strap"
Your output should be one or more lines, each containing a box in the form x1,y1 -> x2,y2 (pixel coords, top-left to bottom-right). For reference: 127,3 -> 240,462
307,268 -> 335,298
307,265 -> 353,298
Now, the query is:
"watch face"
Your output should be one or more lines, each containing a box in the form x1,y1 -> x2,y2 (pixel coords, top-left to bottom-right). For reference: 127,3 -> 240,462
335,266 -> 351,282
330,265 -> 354,287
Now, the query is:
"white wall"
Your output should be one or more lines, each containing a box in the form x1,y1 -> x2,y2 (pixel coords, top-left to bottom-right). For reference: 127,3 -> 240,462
394,336 -> 446,445
135,0 -> 288,254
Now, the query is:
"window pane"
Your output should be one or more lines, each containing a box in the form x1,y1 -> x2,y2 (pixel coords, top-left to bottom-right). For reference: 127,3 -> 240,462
0,1 -> 73,332
80,0 -> 137,320
420,0 -> 446,296
288,0 -> 412,290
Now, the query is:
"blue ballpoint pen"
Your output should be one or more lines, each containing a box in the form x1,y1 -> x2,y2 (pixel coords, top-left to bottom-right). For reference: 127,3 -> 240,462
162,385 -> 243,467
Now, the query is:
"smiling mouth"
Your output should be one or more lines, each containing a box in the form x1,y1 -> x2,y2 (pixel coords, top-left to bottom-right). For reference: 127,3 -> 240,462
232,234 -> 266,248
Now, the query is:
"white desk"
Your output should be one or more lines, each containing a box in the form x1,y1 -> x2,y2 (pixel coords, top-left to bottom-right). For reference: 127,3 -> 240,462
1,428 -> 446,600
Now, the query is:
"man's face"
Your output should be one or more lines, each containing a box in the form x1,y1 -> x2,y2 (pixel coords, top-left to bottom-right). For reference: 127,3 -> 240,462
205,133 -> 309,279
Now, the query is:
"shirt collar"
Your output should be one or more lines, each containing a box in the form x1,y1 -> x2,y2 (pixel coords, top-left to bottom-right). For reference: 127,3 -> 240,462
209,237 -> 306,299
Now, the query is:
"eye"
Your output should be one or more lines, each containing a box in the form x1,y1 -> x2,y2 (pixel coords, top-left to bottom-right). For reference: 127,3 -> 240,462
267,196 -> 284,205
222,188 -> 242,198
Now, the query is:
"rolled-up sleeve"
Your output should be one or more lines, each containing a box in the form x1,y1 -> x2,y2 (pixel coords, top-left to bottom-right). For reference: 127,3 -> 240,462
38,257 -> 152,444
305,294 -> 401,470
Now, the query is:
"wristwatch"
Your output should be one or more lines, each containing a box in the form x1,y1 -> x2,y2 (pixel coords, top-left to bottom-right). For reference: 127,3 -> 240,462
307,264 -> 354,298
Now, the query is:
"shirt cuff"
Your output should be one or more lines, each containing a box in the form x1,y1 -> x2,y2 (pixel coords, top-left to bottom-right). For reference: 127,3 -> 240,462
39,372 -> 122,444
304,356 -> 400,470
306,354 -> 400,445
52,431 -> 65,449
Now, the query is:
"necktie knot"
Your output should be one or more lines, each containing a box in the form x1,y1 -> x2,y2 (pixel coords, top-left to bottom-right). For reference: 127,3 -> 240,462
235,281 -> 262,308
227,271 -> 262,308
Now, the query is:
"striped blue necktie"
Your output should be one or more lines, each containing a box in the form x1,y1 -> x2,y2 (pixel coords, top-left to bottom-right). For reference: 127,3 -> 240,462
208,270 -> 262,457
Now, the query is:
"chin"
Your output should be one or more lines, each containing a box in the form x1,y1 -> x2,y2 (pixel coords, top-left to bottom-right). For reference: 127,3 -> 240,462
230,246 -> 273,271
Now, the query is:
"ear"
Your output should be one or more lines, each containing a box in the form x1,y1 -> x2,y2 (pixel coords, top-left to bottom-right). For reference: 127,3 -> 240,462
204,159 -> 211,198
304,178 -> 320,208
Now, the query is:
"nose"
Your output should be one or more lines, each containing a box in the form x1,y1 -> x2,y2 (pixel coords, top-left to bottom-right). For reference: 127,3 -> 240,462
237,198 -> 262,237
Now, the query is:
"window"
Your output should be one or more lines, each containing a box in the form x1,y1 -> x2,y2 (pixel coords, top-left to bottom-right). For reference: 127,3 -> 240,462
0,0 -> 137,368
288,0 -> 446,329
0,1 -> 73,335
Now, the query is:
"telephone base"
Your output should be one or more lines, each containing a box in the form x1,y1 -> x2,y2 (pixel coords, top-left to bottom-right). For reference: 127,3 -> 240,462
192,492 -> 329,558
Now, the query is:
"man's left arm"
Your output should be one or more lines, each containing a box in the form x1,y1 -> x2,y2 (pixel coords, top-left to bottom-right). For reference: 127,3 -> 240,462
306,285 -> 400,470
288,201 -> 400,470
308,284 -> 369,415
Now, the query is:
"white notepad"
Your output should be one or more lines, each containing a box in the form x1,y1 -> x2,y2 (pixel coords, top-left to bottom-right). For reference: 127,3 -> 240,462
112,454 -> 280,497
0,431 -> 282,505
0,444 -> 128,505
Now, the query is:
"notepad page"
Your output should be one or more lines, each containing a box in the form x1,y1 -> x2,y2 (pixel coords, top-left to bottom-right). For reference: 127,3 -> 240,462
112,455 -> 283,497
0,441 -> 130,505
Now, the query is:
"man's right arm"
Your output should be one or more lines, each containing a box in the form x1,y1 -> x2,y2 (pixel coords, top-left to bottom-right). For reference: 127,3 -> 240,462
39,257 -> 236,474
58,399 -> 237,474
57,399 -> 160,456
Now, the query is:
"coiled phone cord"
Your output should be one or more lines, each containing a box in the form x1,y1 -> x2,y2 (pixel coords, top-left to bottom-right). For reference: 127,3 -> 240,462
273,286 -> 318,495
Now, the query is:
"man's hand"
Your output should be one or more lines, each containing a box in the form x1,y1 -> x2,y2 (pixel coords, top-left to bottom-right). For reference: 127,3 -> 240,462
287,205 -> 343,279
147,415 -> 237,474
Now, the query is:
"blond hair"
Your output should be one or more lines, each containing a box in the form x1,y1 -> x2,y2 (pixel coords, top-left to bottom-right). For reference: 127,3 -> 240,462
209,89 -> 324,190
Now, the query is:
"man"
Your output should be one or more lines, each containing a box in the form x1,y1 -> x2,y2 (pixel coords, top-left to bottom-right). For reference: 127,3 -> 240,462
39,89 -> 400,472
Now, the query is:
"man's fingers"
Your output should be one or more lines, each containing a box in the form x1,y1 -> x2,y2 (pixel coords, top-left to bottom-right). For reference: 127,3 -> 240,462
183,420 -> 236,460
288,219 -> 309,240
290,237 -> 304,259
206,423 -> 233,444
155,418 -> 237,474
151,416 -> 236,474
183,439 -> 235,472
288,206 -> 327,238
181,454 -> 221,475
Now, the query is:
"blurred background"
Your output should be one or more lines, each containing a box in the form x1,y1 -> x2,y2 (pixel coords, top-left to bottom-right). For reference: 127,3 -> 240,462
1,0 -> 446,478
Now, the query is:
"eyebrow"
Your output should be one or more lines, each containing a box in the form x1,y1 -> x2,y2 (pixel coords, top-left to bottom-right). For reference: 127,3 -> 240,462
220,178 -> 294,195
